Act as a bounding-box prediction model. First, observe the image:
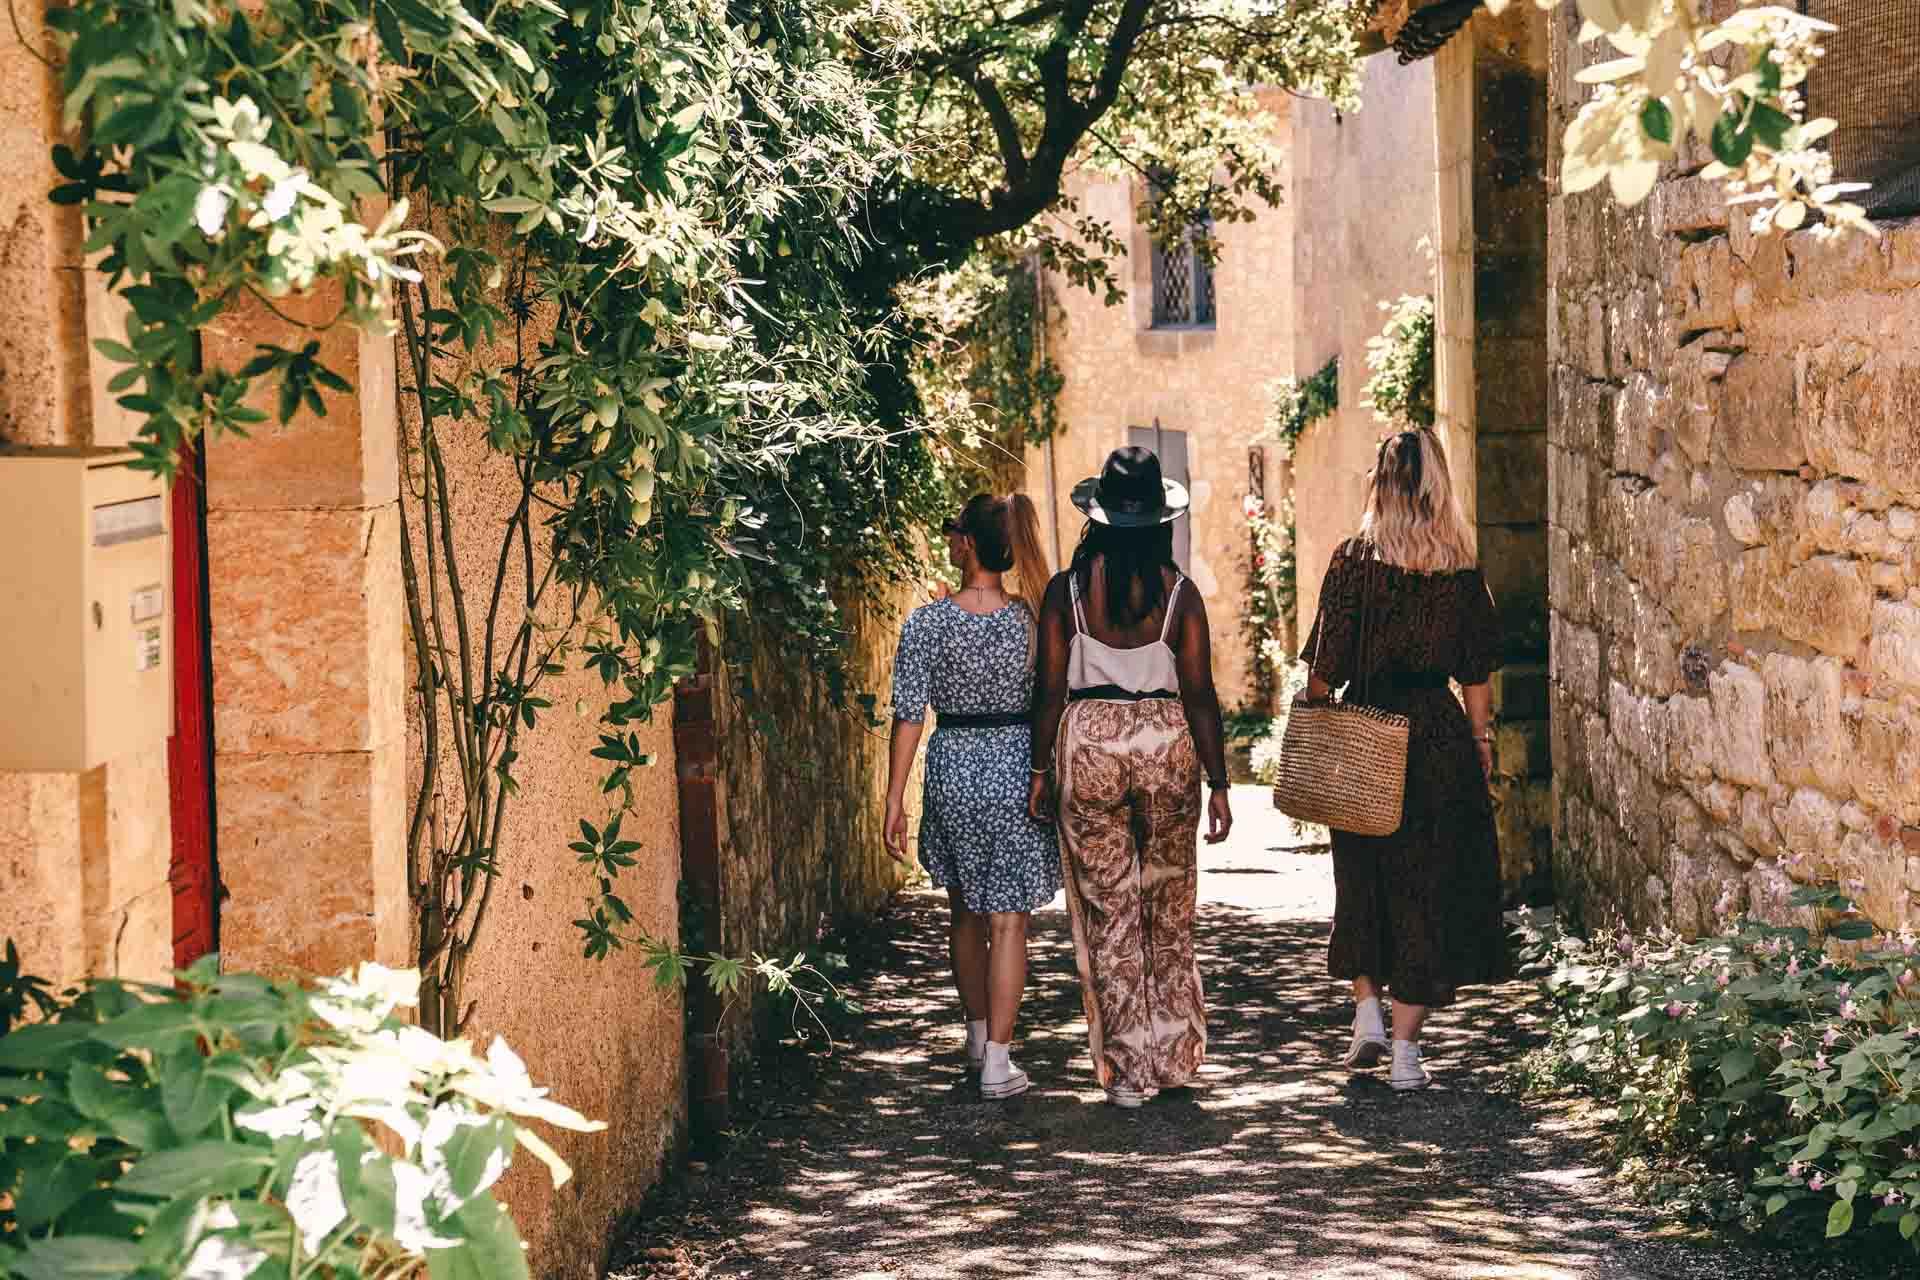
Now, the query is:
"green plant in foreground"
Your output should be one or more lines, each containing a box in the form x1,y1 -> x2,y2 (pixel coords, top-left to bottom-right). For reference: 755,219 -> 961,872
0,955 -> 601,1280
1518,882 -> 1920,1252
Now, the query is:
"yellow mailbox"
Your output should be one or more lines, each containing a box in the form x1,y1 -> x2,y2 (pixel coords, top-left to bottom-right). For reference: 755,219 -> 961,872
0,447 -> 171,771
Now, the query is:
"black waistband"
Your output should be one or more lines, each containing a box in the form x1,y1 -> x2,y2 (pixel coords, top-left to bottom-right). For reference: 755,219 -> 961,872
1376,670 -> 1451,691
1068,686 -> 1179,703
937,710 -> 1030,729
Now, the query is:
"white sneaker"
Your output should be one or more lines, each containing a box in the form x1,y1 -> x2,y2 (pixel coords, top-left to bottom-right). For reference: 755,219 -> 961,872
980,1042 -> 1030,1099
1342,997 -> 1389,1069
1105,1085 -> 1147,1109
965,1019 -> 987,1072
1390,1039 -> 1431,1091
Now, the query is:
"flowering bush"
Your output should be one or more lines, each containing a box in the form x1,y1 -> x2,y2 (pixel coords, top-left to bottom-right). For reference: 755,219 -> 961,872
1519,884 -> 1920,1253
1361,295 -> 1435,429
1243,493 -> 1299,703
0,956 -> 600,1279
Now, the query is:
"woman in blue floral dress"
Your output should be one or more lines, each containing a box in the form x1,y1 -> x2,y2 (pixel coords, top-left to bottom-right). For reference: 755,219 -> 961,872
885,492 -> 1057,1100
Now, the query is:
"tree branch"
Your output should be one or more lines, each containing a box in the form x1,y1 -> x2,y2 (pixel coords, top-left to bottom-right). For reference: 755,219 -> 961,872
966,69 -> 1030,188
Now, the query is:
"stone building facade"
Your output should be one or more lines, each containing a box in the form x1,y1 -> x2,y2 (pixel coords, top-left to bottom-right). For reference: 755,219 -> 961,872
1545,6 -> 1920,934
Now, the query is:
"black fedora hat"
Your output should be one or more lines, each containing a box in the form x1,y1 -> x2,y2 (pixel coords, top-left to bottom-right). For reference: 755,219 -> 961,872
1071,445 -> 1191,527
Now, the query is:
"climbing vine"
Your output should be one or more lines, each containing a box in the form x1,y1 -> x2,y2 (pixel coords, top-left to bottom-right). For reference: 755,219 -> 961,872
1242,492 -> 1297,706
1361,294 -> 1436,429
1260,356 -> 1337,461
48,0 -> 932,1026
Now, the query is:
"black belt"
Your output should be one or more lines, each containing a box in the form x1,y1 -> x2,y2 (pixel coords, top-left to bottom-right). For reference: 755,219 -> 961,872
937,711 -> 1030,730
1068,686 -> 1179,703
1378,671 -> 1451,691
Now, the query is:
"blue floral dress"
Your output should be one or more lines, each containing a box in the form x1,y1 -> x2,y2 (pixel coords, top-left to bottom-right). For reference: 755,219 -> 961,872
891,599 -> 1062,913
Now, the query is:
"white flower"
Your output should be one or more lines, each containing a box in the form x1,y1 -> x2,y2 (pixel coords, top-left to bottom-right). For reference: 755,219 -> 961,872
286,1151 -> 348,1255
183,1206 -> 269,1280
261,173 -> 306,223
195,185 -> 233,238
234,1100 -> 321,1141
390,1158 -> 463,1253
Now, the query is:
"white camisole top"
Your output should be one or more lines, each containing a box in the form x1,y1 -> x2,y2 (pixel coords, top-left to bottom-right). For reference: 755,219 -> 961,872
1066,570 -> 1185,696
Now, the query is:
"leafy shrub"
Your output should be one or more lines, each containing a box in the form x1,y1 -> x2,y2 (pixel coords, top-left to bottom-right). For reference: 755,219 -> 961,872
1518,884 -> 1920,1253
1360,294 -> 1435,429
0,956 -> 600,1279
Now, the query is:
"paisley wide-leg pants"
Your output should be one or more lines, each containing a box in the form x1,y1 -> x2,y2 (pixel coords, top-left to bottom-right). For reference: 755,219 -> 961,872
1055,698 -> 1206,1091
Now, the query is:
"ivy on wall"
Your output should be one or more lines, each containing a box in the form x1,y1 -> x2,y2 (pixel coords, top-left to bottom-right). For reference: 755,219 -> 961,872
1361,294 -> 1436,428
1261,356 -> 1338,461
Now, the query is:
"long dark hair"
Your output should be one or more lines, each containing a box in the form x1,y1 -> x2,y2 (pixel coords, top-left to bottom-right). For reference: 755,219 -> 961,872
1071,519 -> 1175,628
954,492 -> 1050,603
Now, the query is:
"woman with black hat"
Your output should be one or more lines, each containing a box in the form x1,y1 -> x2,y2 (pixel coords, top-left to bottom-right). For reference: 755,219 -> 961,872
1028,446 -> 1233,1108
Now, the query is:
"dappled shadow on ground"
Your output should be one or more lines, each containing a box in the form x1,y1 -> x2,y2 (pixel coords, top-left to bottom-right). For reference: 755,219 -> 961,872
607,798 -> 1875,1280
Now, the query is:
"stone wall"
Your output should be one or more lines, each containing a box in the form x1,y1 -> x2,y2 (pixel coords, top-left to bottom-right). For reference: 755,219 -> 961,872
1547,6 -> 1920,934
714,593 -> 911,1000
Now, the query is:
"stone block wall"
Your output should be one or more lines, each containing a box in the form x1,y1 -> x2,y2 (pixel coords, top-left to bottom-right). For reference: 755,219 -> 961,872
1547,6 -> 1920,934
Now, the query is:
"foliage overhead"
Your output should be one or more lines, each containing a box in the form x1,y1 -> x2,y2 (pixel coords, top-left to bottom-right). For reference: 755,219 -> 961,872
1491,0 -> 1873,236
1261,355 -> 1338,461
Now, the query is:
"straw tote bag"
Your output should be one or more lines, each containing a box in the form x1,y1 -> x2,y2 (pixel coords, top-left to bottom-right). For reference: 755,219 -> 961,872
1271,561 -> 1410,837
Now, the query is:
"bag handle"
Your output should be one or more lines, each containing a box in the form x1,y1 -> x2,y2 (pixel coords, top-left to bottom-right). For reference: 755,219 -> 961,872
1300,543 -> 1379,707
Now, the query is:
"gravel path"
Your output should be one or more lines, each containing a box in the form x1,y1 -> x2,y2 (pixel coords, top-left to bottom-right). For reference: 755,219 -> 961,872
609,788 -> 1881,1280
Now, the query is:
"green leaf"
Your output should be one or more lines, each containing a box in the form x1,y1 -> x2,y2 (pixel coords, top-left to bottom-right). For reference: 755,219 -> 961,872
7,1235 -> 146,1280
427,1195 -> 531,1280
1639,97 -> 1673,146
1766,1193 -> 1787,1216
1718,1048 -> 1757,1085
67,1062 -> 169,1149
117,1141 -> 273,1198
1827,1197 -> 1855,1238
160,1050 -> 231,1140
1751,104 -> 1792,150
438,1115 -> 515,1205
12,1151 -> 104,1230
1902,1210 -> 1918,1240
1711,113 -> 1753,168
0,1020 -> 98,1068
1826,919 -> 1876,941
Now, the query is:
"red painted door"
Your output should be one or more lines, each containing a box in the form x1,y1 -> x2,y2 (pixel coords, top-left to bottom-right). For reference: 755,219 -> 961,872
167,445 -> 217,968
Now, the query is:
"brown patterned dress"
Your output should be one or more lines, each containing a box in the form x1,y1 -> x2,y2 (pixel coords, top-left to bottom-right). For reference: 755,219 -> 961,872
1301,538 -> 1509,1008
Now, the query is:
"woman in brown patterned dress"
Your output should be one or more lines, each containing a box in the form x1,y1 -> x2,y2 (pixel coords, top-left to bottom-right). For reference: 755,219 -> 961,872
1028,446 -> 1233,1108
1301,427 -> 1506,1091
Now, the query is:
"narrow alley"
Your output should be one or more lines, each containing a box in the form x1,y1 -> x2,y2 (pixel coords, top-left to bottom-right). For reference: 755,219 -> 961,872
611,791 -> 1880,1280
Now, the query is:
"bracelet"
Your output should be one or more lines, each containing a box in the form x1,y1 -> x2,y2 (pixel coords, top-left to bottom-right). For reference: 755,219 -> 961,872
1474,733 -> 1494,743
1030,761 -> 1052,775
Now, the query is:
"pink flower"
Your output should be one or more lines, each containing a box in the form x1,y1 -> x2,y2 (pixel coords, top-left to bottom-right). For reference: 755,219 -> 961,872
1901,969 -> 1915,989
1823,1026 -> 1841,1046
1838,982 -> 1853,999
1717,969 -> 1731,988
1841,999 -> 1860,1020
1665,1001 -> 1684,1018
1814,1052 -> 1829,1069
1788,1162 -> 1804,1177
1787,958 -> 1801,976
1810,1174 -> 1827,1191
1778,1033 -> 1794,1052
1887,1191 -> 1906,1207
1904,1144 -> 1919,1160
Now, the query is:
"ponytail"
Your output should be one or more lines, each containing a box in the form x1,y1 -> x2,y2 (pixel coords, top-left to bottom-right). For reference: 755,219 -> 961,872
1004,493 -> 1051,607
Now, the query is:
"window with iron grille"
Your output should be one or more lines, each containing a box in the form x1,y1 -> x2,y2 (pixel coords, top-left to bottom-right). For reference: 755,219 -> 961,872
1797,1 -> 1920,219
1150,217 -> 1216,330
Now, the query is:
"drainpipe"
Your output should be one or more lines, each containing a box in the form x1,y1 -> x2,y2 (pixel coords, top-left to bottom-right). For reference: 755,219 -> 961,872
671,640 -> 728,1145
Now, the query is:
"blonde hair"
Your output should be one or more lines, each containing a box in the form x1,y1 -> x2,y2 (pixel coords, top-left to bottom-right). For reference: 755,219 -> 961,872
1002,493 -> 1050,607
1357,427 -> 1476,572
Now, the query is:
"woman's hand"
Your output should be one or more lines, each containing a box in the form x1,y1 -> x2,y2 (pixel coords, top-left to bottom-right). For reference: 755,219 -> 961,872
1476,738 -> 1494,783
1028,772 -> 1054,824
1204,788 -> 1233,844
884,797 -> 912,865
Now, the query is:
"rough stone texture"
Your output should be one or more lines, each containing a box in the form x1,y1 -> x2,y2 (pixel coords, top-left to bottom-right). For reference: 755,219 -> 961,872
1548,12 -> 1920,933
